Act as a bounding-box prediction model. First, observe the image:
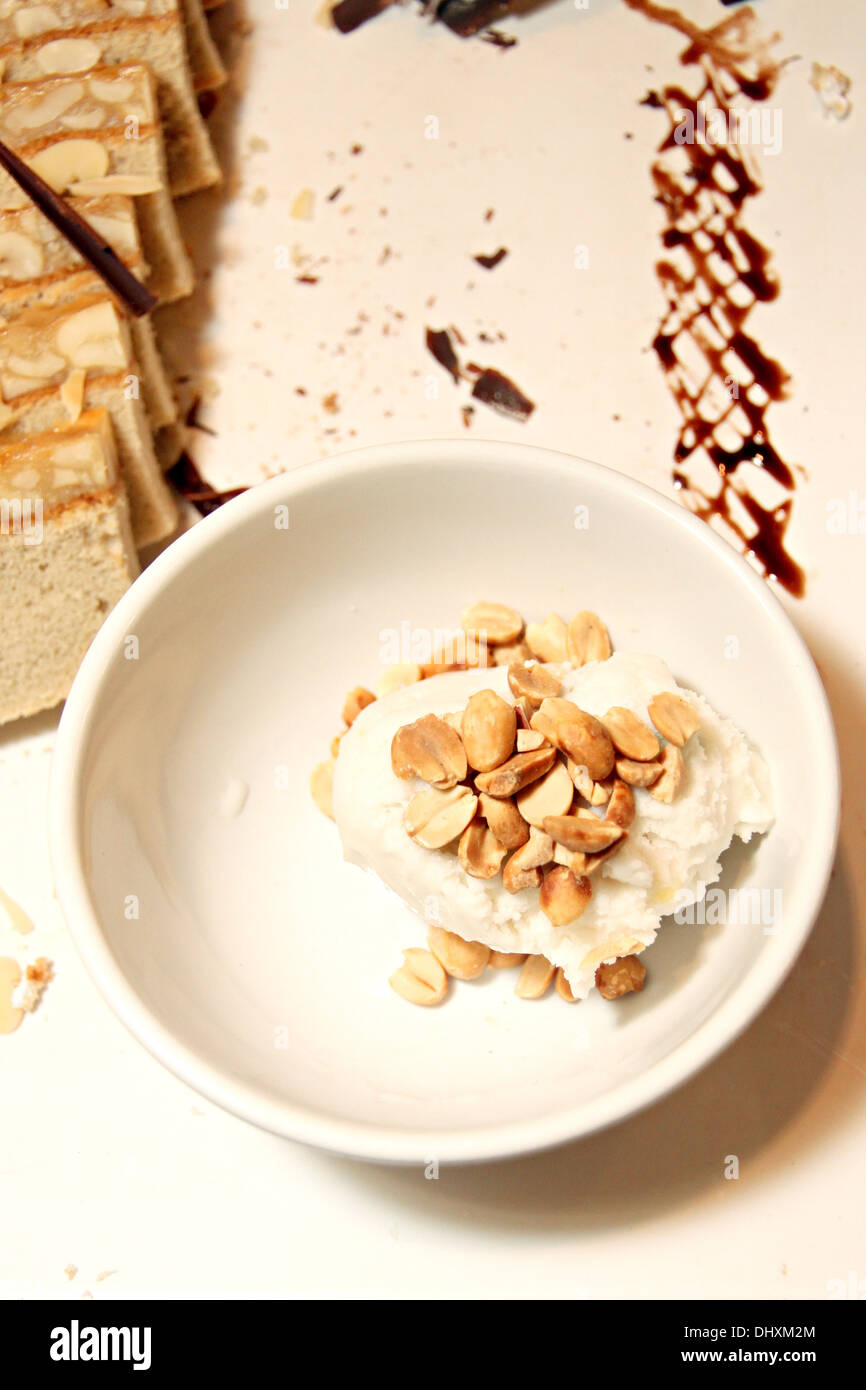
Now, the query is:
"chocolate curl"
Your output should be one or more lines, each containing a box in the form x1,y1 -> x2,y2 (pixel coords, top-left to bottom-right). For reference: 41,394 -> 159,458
436,0 -> 511,37
331,0 -> 396,33
0,137 -> 157,319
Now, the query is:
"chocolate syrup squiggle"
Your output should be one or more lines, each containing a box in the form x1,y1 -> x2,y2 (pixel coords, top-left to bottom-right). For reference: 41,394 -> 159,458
629,2 -> 805,596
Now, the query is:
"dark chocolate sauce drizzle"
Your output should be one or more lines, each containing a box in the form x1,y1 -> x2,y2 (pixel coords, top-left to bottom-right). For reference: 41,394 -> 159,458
629,2 -> 805,596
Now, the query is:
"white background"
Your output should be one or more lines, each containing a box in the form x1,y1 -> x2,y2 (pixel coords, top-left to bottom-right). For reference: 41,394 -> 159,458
1,0 -> 864,1299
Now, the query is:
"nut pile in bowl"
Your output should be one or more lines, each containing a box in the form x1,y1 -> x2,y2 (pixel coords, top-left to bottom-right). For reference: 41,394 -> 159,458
313,603 -> 773,1009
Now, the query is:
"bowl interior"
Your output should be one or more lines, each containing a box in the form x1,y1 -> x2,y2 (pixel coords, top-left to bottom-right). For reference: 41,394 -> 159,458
57,442 -> 837,1160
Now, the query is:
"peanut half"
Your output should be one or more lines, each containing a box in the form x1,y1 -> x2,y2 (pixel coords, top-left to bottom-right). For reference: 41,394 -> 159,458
427,926 -> 490,980
461,601 -> 524,646
405,786 -> 478,849
595,954 -> 647,1000
488,950 -> 528,969
524,613 -> 568,663
389,948 -> 448,1006
606,779 -> 635,830
461,689 -> 517,773
342,686 -> 375,726
542,813 -> 624,854
506,660 -> 562,708
515,954 -> 556,999
310,760 -> 335,820
531,699 -> 614,781
566,610 -> 612,666
539,865 -> 592,926
555,968 -> 579,1003
648,691 -> 700,747
515,760 -> 573,828
601,707 -> 660,762
648,744 -> 685,803
478,793 -> 530,850
458,818 -> 508,879
615,756 -> 662,788
475,746 -> 556,798
391,713 -> 467,789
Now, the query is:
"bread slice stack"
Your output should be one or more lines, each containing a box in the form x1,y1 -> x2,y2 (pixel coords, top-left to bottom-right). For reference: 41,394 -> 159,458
0,0 -> 227,724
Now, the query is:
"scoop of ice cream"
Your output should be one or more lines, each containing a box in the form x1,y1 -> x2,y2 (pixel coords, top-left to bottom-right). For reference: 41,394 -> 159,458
332,652 -> 773,999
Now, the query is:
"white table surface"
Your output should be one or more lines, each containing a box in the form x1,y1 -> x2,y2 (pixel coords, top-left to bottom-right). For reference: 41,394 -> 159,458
2,0 -> 864,1299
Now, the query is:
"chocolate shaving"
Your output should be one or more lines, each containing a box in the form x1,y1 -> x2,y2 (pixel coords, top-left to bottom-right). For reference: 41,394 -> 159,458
0,137 -> 156,319
473,246 -> 508,270
167,453 -> 248,517
425,327 -> 461,383
471,368 -> 534,421
332,0 -> 394,33
436,0 -> 510,38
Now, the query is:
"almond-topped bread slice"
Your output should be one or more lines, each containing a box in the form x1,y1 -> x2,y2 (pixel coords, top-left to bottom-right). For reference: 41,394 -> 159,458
0,1 -> 221,196
0,266 -> 177,432
0,67 -> 194,302
178,0 -> 228,93
0,370 -> 177,546
0,408 -> 139,724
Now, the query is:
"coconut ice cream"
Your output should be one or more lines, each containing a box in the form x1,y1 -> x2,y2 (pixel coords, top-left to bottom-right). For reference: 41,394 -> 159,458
332,651 -> 773,1000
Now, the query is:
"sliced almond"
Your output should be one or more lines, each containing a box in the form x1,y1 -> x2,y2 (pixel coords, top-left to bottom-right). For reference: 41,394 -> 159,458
34,37 -> 103,73
376,662 -> 422,698
648,744 -> 684,803
606,779 -> 635,829
475,746 -> 556,798
509,826 -> 555,871
543,813 -> 624,854
488,950 -> 527,969
555,968 -> 579,1003
477,793 -> 529,850
68,175 -> 162,197
539,865 -> 592,926
341,686 -> 375,726
502,854 -> 542,895
516,728 -> 546,752
515,954 -> 555,999
427,926 -> 490,980
601,707 -> 660,762
29,138 -> 108,193
595,954 -> 646,1000
615,756 -> 663,788
458,818 -> 507,879
531,698 -> 614,781
391,713 -> 467,789
461,689 -> 516,773
515,760 -> 573,829
59,367 -> 86,423
0,231 -> 44,282
566,610 -> 612,666
524,613 -> 568,663
461,600 -> 524,646
648,691 -> 700,747
405,786 -> 477,849
389,948 -> 448,1006
506,660 -> 562,708
310,759 -> 335,820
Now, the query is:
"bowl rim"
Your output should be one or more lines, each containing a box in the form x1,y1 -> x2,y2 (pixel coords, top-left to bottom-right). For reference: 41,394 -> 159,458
49,439 -> 841,1164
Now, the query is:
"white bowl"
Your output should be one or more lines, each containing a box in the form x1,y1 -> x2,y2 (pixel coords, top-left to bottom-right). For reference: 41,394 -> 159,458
49,441 -> 839,1163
